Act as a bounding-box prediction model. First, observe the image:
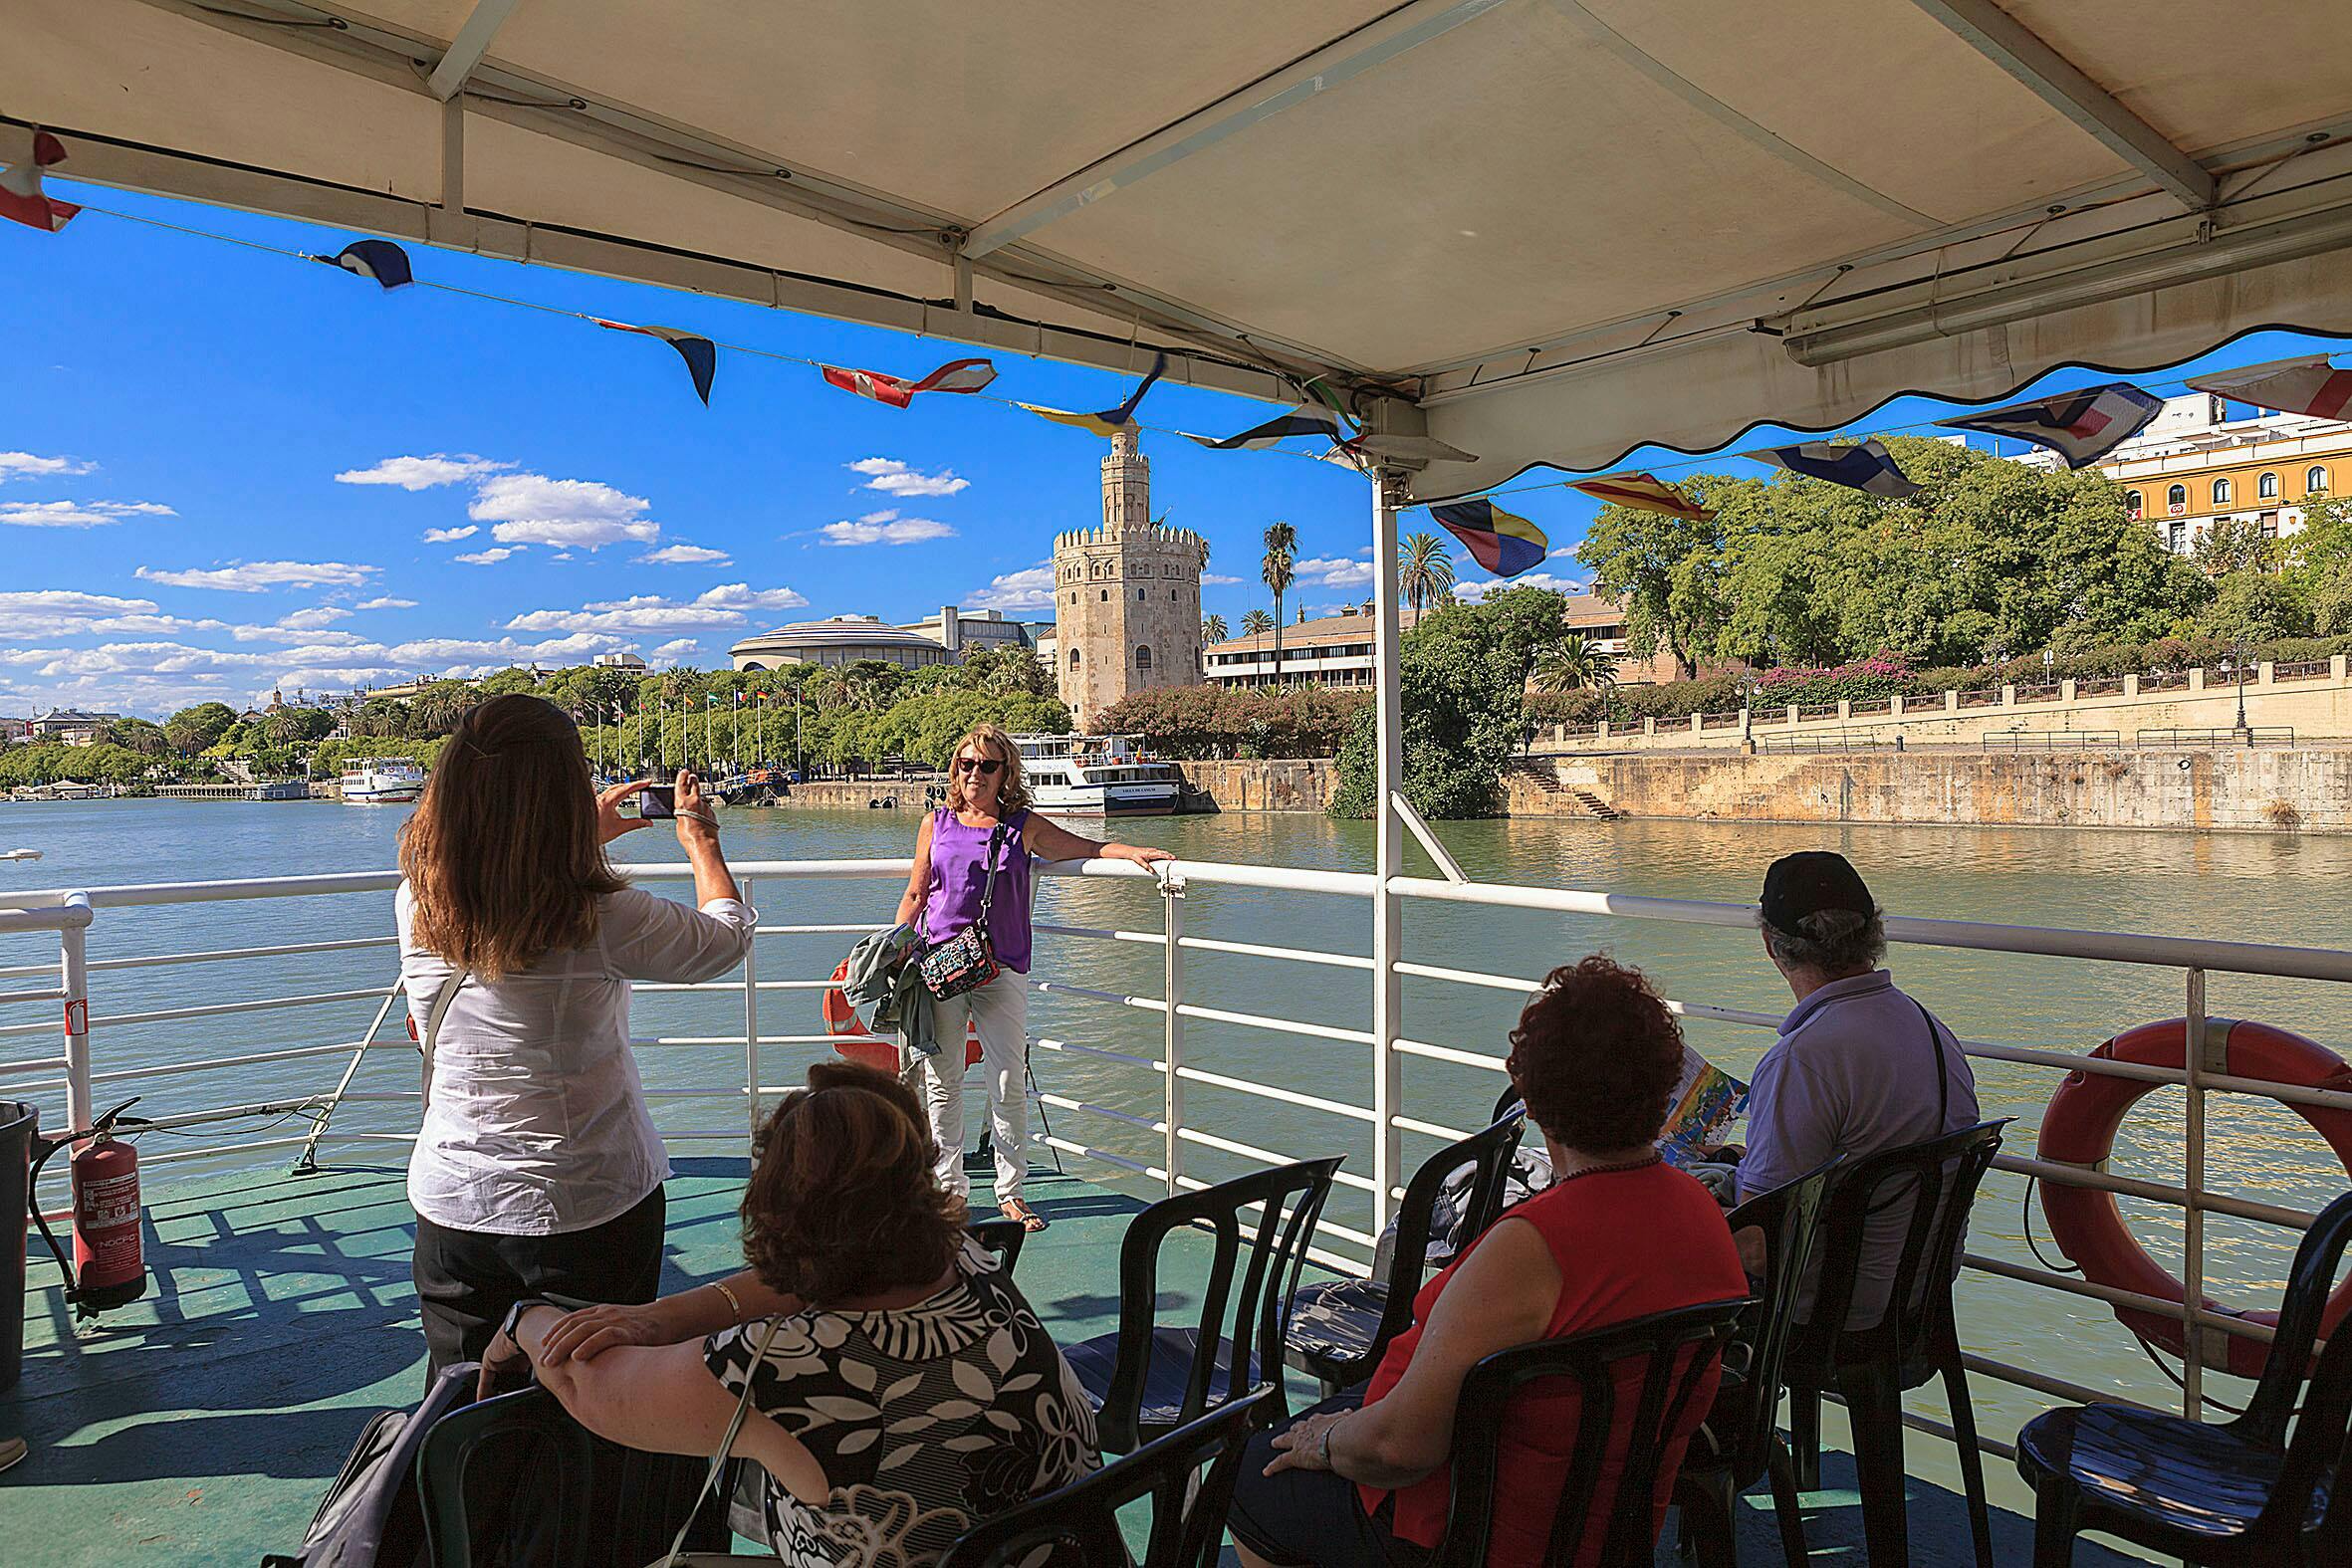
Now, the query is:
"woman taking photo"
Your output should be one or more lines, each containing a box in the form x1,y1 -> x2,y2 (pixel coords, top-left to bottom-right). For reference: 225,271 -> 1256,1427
489,1061 -> 1100,1568
895,723 -> 1173,1232
397,693 -> 754,1372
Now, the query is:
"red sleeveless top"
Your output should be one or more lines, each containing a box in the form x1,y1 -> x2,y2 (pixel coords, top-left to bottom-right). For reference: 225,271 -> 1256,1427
1358,1161 -> 1746,1568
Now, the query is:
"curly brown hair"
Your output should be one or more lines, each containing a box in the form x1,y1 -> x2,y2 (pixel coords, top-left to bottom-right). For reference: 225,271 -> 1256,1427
741,1061 -> 965,1304
1505,955 -> 1686,1153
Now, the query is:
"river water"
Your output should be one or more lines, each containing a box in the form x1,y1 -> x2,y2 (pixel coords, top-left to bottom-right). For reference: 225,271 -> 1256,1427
4,797 -> 2348,1447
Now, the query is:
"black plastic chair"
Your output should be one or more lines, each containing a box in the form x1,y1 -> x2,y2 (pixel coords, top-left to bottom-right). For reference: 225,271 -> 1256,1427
415,1384 -> 732,1568
1062,1155 -> 1343,1453
1781,1119 -> 2010,1568
1673,1162 -> 1837,1568
2016,1186 -> 2352,1566
1433,1297 -> 1753,1568
1287,1108 -> 1526,1396
938,1384 -> 1276,1568
966,1215 -> 1029,1274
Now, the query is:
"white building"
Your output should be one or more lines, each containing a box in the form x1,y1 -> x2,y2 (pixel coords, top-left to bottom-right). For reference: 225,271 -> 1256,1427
593,650 -> 648,671
893,605 -> 1037,660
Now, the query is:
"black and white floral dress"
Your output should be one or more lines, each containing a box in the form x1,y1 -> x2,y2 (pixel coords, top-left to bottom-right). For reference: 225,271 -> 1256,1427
703,1237 -> 1099,1568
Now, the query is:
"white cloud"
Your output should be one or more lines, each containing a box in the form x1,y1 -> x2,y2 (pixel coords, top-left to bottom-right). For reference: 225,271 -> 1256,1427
1203,573 -> 1243,585
422,525 -> 480,544
847,457 -> 970,498
639,543 -> 732,565
0,499 -> 175,529
0,452 -> 96,482
135,560 -> 377,592
0,591 -> 196,640
336,454 -> 514,490
648,638 -> 701,662
454,547 -> 521,565
821,508 -> 956,547
1452,571 -> 1589,602
354,596 -> 416,610
471,473 -> 657,549
504,582 -> 808,634
1295,555 -> 1376,589
966,564 -> 1057,613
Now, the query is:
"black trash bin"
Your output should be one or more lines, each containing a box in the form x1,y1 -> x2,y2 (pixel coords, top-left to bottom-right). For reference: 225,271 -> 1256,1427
1,1101 -> 35,1393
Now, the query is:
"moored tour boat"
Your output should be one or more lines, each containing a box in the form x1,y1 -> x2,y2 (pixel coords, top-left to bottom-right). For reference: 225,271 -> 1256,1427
1014,734 -> 1182,816
339,757 -> 425,804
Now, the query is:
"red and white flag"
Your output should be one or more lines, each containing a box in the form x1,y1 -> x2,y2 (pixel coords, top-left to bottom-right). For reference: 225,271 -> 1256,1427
1570,471 -> 1716,520
0,132 -> 81,234
2188,356 -> 2352,423
821,356 -> 996,409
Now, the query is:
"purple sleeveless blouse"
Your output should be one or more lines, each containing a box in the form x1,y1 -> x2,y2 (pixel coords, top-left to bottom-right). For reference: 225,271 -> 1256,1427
920,808 -> 1034,974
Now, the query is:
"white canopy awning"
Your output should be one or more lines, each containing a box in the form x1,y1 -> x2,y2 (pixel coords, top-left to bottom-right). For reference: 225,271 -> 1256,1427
12,0 -> 2352,500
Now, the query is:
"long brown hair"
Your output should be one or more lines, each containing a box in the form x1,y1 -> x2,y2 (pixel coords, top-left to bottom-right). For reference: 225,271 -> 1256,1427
943,722 -> 1032,816
741,1060 -> 964,1302
398,694 -> 624,980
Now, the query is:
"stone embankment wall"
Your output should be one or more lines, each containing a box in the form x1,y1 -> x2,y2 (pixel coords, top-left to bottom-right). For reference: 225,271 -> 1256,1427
1510,748 -> 2352,832
774,780 -> 930,811
1176,760 -> 1336,813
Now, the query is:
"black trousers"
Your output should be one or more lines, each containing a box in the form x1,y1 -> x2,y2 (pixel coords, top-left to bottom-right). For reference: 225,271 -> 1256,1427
412,1184 -> 666,1374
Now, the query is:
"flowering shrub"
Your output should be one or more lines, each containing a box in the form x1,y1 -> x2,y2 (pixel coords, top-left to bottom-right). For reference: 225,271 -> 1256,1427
1751,657 -> 1913,708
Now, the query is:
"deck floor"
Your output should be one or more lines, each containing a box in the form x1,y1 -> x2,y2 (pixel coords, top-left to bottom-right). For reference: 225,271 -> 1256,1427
3,1155 -> 2140,1566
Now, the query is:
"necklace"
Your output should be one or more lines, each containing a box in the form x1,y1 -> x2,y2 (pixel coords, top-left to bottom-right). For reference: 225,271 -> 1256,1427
1552,1152 -> 1664,1183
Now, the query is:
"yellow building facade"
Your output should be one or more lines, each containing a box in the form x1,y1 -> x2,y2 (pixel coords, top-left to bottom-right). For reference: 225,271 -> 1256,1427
2079,393 -> 2350,557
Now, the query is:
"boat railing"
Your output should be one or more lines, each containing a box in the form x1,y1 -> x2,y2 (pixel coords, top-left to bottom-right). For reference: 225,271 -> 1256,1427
4,856 -> 2350,1469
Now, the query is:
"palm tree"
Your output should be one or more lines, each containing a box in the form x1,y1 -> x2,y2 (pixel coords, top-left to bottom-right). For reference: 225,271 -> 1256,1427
1398,532 -> 1456,616
1531,632 -> 1618,694
1240,609 -> 1275,637
1262,521 -> 1297,686
1202,613 -> 1229,644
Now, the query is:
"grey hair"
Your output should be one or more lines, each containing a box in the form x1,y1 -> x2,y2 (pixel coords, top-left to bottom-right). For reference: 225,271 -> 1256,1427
1762,906 -> 1887,974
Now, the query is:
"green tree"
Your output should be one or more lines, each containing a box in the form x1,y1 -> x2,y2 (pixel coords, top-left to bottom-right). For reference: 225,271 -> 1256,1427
477,667 -> 542,697
2194,517 -> 2281,578
2196,570 -> 2311,643
1531,631 -> 1617,694
408,680 -> 480,736
1573,496 -> 1726,678
1240,609 -> 1275,637
1201,613 -> 1229,644
1262,521 -> 1297,686
164,701 -> 239,755
1397,532 -> 1456,615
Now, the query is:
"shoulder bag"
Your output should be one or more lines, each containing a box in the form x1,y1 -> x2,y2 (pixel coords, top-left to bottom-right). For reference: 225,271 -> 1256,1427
917,820 -> 1009,1000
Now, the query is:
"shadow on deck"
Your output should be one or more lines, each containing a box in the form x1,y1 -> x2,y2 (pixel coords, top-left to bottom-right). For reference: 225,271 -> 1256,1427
4,1157 -> 2141,1567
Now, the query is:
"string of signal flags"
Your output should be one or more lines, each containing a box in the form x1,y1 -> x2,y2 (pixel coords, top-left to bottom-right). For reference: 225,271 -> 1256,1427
8,130 -> 2350,591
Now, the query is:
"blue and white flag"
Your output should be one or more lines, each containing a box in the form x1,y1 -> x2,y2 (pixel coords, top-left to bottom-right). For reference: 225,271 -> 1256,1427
1186,404 -> 1343,451
1745,438 -> 1920,498
594,318 -> 717,405
1937,383 -> 2163,468
316,239 -> 413,290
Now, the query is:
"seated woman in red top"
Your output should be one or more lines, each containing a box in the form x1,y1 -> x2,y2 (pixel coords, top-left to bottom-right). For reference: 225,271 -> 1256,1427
1227,955 -> 1748,1568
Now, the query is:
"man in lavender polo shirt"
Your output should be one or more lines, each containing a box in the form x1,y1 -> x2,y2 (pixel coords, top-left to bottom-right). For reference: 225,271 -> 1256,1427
1738,851 -> 1979,1329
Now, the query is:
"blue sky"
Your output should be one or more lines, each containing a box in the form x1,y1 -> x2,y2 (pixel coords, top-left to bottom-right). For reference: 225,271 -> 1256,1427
4,179 -> 2347,718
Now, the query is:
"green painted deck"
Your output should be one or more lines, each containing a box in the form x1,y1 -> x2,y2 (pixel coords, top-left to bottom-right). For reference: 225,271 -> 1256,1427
3,1155 -> 2136,1566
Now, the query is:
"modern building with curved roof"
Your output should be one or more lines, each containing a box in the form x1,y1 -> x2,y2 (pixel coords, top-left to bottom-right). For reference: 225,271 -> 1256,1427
729,614 -> 950,671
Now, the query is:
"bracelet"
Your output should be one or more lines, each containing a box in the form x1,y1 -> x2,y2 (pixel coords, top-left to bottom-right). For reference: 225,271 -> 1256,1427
1317,1414 -> 1342,1467
710,1279 -> 745,1324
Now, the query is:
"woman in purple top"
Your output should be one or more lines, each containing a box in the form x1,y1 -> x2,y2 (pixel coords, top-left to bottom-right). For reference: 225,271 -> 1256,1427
895,723 -> 1173,1230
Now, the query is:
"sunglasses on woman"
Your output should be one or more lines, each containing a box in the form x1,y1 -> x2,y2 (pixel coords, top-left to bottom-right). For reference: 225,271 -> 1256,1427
953,756 -> 1005,777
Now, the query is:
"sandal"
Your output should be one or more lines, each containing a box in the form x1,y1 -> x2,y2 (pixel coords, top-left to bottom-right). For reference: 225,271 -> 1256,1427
1001,1199 -> 1050,1232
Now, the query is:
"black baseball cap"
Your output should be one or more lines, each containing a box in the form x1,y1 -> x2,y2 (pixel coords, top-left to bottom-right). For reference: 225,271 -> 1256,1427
1760,851 -> 1875,937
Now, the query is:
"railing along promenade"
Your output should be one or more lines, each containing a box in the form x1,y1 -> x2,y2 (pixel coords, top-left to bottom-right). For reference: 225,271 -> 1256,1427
3,857 -> 2348,1472
1537,651 -> 2352,752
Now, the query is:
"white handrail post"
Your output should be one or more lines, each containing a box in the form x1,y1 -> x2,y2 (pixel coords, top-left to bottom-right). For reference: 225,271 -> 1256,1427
741,875 -> 761,1147
61,891 -> 92,1139
1162,871 -> 1185,1195
2182,967 -> 2211,1420
1369,453 -> 1407,1234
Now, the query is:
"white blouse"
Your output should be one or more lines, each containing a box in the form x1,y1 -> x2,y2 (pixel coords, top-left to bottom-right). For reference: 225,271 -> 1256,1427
396,882 -> 756,1235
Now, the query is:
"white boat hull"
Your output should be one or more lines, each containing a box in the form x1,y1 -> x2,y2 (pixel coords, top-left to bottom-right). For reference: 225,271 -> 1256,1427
342,785 -> 420,804
1032,783 -> 1180,816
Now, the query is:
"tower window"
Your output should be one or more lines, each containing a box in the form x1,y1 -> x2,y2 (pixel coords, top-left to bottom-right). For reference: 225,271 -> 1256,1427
1136,645 -> 1152,670
1067,648 -> 1081,668
1137,588 -> 1146,601
1170,589 -> 1178,601
2260,471 -> 2279,499
1100,589 -> 1108,601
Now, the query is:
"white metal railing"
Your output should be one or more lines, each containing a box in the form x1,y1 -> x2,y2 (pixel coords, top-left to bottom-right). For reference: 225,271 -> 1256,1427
4,854 -> 2350,1464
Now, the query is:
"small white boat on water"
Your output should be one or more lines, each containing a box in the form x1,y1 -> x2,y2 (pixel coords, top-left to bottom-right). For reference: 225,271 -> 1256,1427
339,757 -> 424,804
1014,734 -> 1182,816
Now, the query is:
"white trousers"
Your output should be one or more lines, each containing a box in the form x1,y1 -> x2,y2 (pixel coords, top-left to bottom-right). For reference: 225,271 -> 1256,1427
912,973 -> 1031,1206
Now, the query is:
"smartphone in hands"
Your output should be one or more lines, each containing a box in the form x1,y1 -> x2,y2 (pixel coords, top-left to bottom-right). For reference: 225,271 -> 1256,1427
637,784 -> 677,819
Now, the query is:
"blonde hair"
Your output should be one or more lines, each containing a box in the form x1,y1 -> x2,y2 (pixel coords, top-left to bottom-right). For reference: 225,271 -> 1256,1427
398,695 -> 624,981
943,723 -> 1032,816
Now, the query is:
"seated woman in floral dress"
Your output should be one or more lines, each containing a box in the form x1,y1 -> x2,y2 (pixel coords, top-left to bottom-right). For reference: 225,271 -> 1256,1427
482,1060 -> 1099,1567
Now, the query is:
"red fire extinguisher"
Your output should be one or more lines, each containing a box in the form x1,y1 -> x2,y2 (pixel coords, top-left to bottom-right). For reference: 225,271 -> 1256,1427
27,1097 -> 149,1318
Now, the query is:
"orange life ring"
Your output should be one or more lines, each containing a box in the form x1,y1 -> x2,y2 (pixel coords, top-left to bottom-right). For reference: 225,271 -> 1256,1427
2037,1017 -> 2352,1379
823,958 -> 980,1071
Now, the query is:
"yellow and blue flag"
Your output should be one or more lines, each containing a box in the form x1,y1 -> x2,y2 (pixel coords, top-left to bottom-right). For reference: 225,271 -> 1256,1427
1430,499 -> 1547,578
1019,351 -> 1168,438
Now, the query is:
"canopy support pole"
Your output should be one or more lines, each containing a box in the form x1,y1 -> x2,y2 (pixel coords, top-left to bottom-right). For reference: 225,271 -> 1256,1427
1369,451 -> 1407,1234
427,0 -> 523,102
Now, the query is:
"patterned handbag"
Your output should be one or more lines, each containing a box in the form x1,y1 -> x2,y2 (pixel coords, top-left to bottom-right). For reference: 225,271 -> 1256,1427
917,822 -> 1009,1000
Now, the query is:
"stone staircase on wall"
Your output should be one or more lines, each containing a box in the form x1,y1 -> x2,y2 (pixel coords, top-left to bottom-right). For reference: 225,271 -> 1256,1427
1510,760 -> 1621,820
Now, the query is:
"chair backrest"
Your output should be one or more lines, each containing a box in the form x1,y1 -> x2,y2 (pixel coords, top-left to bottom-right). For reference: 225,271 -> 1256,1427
1801,1119 -> 2010,1367
1710,1161 -> 1837,1482
937,1384 -> 1276,1568
2247,1188 -> 2352,1533
1435,1298 -> 1753,1568
1099,1156 -> 1342,1446
1373,1110 -> 1529,1348
416,1384 -> 735,1568
966,1215 -> 1028,1274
